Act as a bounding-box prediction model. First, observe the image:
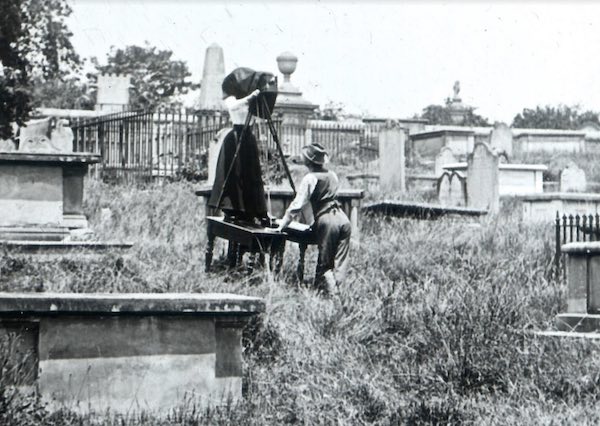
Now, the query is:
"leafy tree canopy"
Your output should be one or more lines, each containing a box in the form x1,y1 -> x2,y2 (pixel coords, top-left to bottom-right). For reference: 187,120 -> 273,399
92,43 -> 199,110
31,75 -> 94,110
511,104 -> 600,130
0,0 -> 80,138
316,101 -> 347,121
417,99 -> 490,127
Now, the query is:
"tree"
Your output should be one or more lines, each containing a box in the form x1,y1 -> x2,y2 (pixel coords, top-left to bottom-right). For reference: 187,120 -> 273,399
0,0 -> 80,138
511,104 -> 600,129
418,99 -> 490,127
92,43 -> 199,110
315,101 -> 346,121
31,75 -> 94,110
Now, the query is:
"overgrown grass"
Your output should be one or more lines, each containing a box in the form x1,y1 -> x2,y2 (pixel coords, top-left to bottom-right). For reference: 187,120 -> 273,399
1,179 -> 599,424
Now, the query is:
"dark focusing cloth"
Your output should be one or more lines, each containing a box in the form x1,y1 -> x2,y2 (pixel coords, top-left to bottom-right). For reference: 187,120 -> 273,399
208,125 -> 268,220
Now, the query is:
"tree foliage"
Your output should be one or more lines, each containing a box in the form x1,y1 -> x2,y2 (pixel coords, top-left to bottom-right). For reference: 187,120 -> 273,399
31,75 -> 94,110
418,99 -> 490,127
0,0 -> 80,138
316,101 -> 346,121
92,44 -> 198,110
511,104 -> 600,130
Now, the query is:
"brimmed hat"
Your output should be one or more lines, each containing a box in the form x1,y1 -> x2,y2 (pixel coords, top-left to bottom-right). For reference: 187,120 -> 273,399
302,143 -> 328,165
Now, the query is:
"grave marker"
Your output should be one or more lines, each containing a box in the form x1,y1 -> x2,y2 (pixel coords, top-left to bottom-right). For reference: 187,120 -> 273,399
489,122 -> 513,157
467,142 -> 499,213
560,163 -> 587,192
379,123 -> 406,192
434,147 -> 456,177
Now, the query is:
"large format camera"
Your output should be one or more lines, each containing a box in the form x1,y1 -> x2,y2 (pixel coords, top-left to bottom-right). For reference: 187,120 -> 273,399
221,67 -> 278,119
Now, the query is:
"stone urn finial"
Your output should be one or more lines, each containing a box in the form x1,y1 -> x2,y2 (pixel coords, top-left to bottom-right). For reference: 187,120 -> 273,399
277,51 -> 298,83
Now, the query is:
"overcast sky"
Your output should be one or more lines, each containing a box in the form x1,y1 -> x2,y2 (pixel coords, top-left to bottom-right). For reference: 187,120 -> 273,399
68,1 -> 600,122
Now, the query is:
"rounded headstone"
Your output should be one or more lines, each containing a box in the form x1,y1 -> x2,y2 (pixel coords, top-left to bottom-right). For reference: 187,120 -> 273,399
489,122 -> 513,157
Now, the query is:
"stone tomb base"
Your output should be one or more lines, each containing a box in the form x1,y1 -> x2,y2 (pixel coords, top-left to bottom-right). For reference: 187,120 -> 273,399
0,153 -> 100,241
0,292 -> 264,414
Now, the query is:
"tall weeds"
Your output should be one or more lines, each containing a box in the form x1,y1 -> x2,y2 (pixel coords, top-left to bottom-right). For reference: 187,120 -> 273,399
1,180 -> 598,424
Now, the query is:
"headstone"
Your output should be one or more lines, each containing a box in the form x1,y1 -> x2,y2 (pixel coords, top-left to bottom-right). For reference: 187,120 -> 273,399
560,163 -> 587,192
95,74 -> 131,112
207,128 -> 229,185
434,147 -> 456,177
467,142 -> 499,213
437,172 -> 451,206
196,43 -> 226,111
19,117 -> 73,153
489,122 -> 513,157
0,138 -> 16,152
378,124 -> 406,192
449,172 -> 467,207
49,119 -> 74,152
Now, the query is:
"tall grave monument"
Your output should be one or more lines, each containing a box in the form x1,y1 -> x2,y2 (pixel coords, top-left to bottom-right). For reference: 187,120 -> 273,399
196,43 -> 226,112
274,52 -> 318,155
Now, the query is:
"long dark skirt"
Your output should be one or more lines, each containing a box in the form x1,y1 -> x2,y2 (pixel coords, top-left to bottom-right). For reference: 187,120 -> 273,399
208,125 -> 267,220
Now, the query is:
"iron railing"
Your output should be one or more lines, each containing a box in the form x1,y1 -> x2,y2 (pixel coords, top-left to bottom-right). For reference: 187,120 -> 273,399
555,212 -> 600,272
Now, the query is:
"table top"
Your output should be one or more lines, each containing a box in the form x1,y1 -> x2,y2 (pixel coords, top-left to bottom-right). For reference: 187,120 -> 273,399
196,185 -> 364,199
207,216 -> 316,244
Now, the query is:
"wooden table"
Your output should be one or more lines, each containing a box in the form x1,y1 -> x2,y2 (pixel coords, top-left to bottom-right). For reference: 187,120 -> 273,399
205,216 -> 285,273
205,216 -> 318,281
195,185 -> 363,238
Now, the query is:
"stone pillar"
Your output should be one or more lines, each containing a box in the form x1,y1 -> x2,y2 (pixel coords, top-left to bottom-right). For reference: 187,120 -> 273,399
196,43 -> 226,112
466,142 -> 499,213
556,243 -> 600,332
378,123 -> 406,192
95,74 -> 131,112
274,52 -> 318,154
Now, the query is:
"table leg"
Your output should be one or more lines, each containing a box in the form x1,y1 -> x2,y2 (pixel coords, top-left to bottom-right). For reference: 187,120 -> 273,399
297,242 -> 307,283
205,233 -> 215,272
227,242 -> 237,268
235,244 -> 244,267
272,240 -> 285,274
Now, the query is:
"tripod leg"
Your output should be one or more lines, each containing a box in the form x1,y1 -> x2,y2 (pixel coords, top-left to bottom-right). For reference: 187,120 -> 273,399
261,95 -> 297,194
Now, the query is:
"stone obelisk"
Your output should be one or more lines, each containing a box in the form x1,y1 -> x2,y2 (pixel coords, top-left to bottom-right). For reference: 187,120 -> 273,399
197,43 -> 226,112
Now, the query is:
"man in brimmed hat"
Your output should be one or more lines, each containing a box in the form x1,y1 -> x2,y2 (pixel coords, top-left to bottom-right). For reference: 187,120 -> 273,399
277,143 -> 352,294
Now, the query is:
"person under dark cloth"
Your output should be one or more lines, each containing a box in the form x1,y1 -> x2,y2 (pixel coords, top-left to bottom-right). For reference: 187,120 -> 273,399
277,143 -> 352,294
208,89 -> 268,223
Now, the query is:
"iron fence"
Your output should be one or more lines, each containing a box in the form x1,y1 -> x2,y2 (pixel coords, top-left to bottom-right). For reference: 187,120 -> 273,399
554,212 -> 600,272
71,109 -> 290,182
72,110 -> 227,182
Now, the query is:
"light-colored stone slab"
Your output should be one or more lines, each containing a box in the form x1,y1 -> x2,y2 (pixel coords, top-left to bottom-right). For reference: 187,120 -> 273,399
449,172 -> 466,207
379,126 -> 405,192
437,172 -> 451,206
0,165 -> 63,226
196,43 -> 226,111
561,163 -> 587,192
95,74 -> 131,112
0,139 -> 16,152
489,122 -> 513,157
567,254 -> 588,313
434,147 -> 456,177
466,142 -> 499,213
